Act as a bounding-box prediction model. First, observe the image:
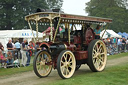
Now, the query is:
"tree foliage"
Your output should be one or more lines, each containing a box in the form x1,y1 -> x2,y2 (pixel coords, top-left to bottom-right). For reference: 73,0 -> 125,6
0,0 -> 63,30
85,0 -> 128,32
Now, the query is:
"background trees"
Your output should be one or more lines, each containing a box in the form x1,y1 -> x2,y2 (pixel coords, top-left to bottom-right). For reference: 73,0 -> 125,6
85,0 -> 128,32
0,0 -> 63,30
1,0 -> 128,32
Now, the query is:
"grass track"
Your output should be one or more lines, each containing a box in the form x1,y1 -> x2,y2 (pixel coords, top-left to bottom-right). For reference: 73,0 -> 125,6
0,52 -> 128,78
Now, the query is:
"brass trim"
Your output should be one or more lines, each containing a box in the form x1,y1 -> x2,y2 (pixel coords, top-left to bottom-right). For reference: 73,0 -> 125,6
28,20 -> 36,43
53,17 -> 61,42
36,20 -> 39,41
64,44 -> 67,50
101,24 -> 109,39
68,23 -> 70,44
50,19 -> 53,41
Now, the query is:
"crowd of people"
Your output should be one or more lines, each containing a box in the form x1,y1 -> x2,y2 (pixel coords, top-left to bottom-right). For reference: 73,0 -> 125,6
0,39 -> 40,68
93,25 -> 128,55
103,37 -> 128,55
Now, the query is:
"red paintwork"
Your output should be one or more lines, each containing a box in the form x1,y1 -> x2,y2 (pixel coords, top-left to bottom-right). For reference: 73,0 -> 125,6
85,28 -> 95,45
45,61 -> 53,65
39,42 -> 52,48
74,36 -> 81,44
52,56 -> 58,69
76,44 -> 81,51
74,51 -> 88,60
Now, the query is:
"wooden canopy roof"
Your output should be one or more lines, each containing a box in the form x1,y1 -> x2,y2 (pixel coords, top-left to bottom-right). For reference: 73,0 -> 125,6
25,12 -> 112,24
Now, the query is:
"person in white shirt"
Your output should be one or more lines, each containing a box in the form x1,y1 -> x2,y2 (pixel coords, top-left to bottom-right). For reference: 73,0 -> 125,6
117,38 -> 122,53
126,38 -> 128,51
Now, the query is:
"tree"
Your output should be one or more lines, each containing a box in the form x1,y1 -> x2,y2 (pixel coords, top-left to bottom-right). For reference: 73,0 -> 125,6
0,0 -> 63,30
85,0 -> 128,32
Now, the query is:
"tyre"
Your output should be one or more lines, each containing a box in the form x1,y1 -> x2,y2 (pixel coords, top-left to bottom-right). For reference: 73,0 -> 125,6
57,50 -> 76,79
87,39 -> 107,72
33,50 -> 52,78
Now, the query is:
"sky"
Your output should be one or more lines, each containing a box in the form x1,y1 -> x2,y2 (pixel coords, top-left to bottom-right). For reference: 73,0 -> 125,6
62,0 -> 90,16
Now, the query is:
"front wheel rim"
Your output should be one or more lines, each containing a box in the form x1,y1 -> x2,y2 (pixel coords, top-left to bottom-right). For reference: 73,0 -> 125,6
60,51 -> 76,78
92,40 -> 107,71
36,51 -> 52,76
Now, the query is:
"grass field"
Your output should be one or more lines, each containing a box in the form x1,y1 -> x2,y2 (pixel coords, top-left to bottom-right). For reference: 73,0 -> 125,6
47,63 -> 128,85
0,65 -> 33,76
0,52 -> 128,78
107,52 -> 128,60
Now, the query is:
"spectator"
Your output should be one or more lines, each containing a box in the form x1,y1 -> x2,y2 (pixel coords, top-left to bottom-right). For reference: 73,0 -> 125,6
113,37 -> 116,46
109,37 -> 115,55
7,39 -> 14,57
35,42 -> 41,54
7,40 -> 14,50
94,25 -> 101,39
122,37 -> 126,52
7,51 -> 13,64
26,41 -> 33,66
110,37 -> 113,46
21,39 -> 28,67
15,40 -> 21,60
106,38 -> 110,46
126,38 -> 128,51
0,42 -> 4,51
0,49 -> 7,68
12,40 -> 15,48
117,38 -> 122,53
31,41 -> 35,48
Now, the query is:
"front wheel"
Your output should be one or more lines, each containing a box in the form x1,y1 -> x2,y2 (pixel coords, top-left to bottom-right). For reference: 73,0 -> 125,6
33,51 -> 52,78
57,50 -> 76,79
87,39 -> 107,72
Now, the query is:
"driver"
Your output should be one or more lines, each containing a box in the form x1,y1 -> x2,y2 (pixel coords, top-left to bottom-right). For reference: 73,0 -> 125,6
94,25 -> 101,39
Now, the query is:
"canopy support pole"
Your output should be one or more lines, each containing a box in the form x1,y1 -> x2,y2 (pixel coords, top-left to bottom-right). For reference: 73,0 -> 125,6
28,20 -> 36,43
36,20 -> 39,42
101,24 -> 109,39
68,24 -> 70,44
50,19 -> 53,42
53,17 -> 61,43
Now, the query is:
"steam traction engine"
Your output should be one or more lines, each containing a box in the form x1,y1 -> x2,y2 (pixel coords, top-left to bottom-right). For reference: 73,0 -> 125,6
25,10 -> 112,79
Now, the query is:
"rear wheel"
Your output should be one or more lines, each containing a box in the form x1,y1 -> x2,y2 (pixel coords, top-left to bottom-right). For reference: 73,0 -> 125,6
88,39 -> 107,72
33,51 -> 52,78
57,50 -> 76,79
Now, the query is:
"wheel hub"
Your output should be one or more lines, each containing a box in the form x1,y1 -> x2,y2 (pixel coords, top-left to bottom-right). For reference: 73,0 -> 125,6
64,62 -> 69,67
40,60 -> 45,65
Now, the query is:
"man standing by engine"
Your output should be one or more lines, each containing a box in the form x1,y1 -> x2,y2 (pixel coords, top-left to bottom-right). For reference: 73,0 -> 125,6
21,39 -> 28,67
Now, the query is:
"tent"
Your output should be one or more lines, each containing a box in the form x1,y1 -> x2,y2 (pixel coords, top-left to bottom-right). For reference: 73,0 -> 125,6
100,30 -> 122,39
0,29 -> 44,51
118,32 -> 122,35
118,32 -> 128,38
122,32 -> 128,38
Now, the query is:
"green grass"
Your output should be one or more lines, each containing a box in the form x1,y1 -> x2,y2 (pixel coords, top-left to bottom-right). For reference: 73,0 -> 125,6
108,52 -> 128,60
0,65 -> 33,76
47,63 -> 128,85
